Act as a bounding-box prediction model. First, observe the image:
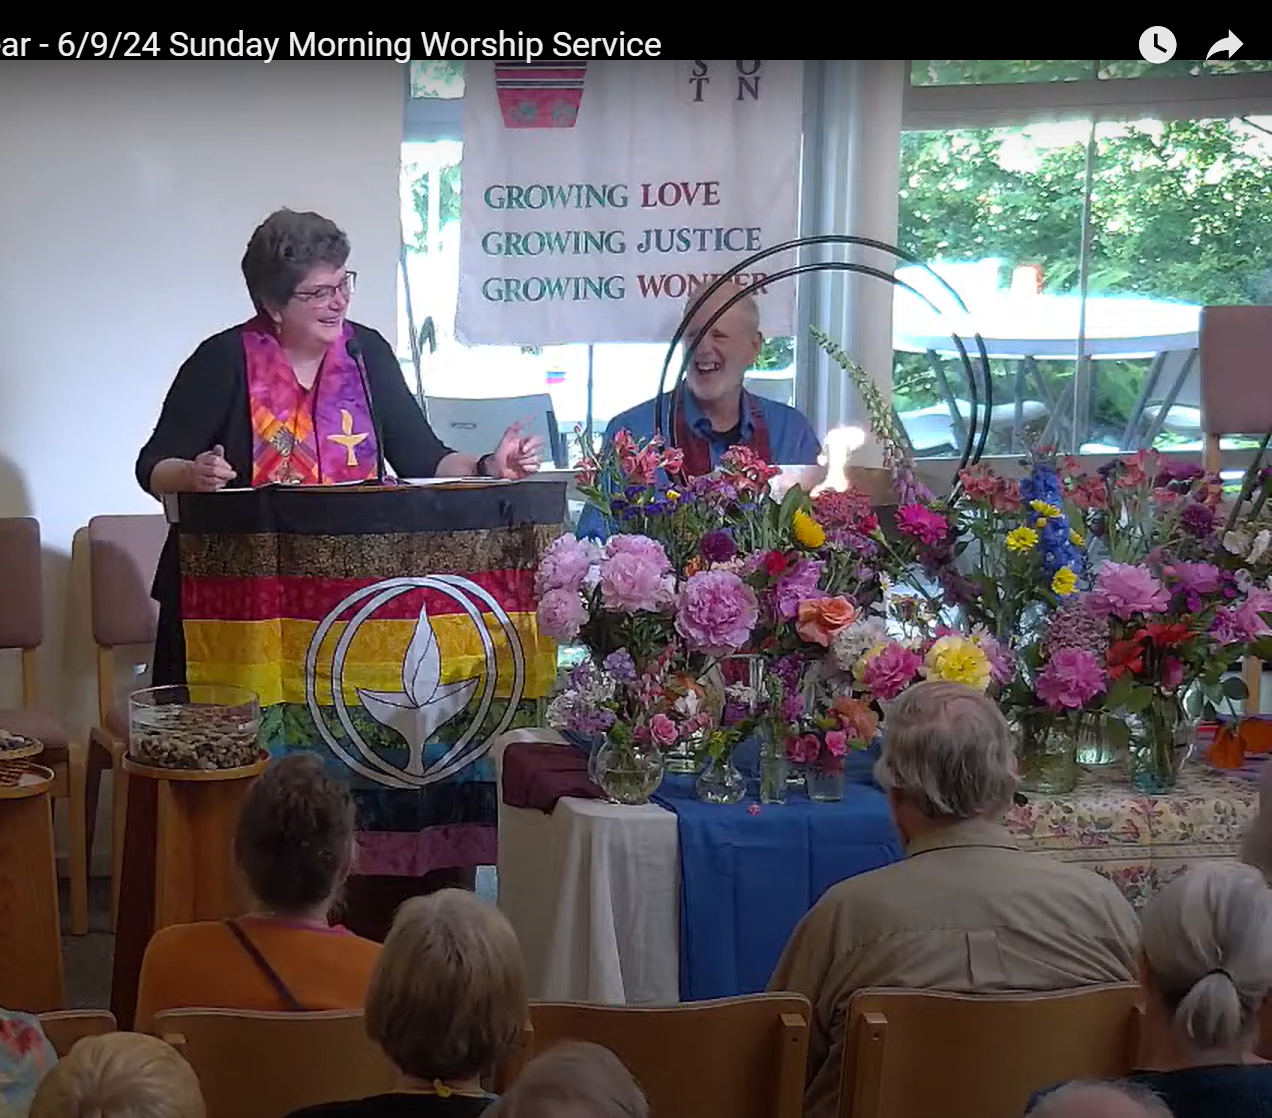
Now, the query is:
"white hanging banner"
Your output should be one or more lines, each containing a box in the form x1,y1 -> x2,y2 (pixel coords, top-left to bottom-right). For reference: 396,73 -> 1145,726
456,60 -> 803,346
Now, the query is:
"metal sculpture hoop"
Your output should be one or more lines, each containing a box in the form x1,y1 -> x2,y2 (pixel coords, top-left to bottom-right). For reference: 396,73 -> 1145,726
653,235 -> 993,471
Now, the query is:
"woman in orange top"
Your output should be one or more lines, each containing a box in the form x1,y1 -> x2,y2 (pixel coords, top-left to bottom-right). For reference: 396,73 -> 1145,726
135,752 -> 380,1032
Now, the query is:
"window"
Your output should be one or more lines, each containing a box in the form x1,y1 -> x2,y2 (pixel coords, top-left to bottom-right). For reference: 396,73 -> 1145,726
892,63 -> 1272,460
910,59 -> 1272,86
398,63 -> 798,462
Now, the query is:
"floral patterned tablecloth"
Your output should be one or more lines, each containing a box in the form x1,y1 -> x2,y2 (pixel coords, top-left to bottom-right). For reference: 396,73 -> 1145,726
1004,767 -> 1260,909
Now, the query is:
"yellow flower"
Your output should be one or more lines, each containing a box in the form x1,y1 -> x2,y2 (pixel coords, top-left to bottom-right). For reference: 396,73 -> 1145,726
1035,517 -> 1048,528
1051,567 -> 1078,596
1006,526 -> 1039,552
666,489 -> 680,501
923,636 -> 992,691
1030,500 -> 1061,518
792,509 -> 826,549
1069,528 -> 1084,546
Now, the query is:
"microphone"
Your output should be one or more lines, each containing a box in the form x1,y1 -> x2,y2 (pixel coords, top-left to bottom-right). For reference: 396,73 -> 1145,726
346,334 -> 387,485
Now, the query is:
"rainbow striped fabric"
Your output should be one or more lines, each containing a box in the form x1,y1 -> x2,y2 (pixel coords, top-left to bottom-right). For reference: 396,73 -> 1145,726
176,481 -> 566,875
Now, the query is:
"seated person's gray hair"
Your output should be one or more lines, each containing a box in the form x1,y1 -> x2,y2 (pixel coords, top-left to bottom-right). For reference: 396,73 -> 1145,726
872,680 -> 1018,819
1029,1079 -> 1173,1117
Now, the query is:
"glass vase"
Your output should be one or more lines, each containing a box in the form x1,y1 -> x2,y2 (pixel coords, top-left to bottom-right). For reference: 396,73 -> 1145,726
696,754 -> 747,804
806,762 -> 845,802
1014,708 -> 1081,795
662,732 -> 703,775
759,753 -> 789,804
1126,694 -> 1194,794
592,735 -> 665,806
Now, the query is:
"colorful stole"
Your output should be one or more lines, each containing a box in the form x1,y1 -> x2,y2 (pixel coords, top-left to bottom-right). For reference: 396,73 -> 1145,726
243,316 -> 380,487
673,386 -> 772,478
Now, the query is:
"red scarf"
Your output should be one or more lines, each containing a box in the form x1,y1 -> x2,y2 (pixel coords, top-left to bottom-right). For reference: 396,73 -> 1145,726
672,387 -> 772,478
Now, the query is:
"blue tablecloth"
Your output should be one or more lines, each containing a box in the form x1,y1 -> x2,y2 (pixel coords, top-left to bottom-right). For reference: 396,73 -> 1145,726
653,752 -> 903,1001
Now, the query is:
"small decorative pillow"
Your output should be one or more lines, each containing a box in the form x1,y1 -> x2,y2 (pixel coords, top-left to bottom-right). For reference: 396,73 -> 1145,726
0,1011 -> 56,1118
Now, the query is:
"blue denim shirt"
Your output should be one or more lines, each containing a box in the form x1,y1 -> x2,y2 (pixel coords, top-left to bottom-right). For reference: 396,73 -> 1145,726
576,389 -> 821,539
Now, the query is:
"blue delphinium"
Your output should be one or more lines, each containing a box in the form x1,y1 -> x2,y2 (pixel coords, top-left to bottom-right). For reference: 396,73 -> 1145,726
1020,455 -> 1082,579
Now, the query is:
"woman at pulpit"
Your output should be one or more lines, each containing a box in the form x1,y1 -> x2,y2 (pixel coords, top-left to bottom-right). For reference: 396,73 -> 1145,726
136,208 -> 543,688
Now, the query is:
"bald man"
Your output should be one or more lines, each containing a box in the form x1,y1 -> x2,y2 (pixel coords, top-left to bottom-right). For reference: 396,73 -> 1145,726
576,281 -> 820,538
1029,1082 -> 1173,1118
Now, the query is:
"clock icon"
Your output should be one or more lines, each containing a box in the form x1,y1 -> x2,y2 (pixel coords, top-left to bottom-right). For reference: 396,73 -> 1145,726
1139,25 -> 1178,62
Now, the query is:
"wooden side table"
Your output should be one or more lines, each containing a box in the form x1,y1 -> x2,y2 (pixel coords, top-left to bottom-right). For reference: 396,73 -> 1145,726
0,760 -> 65,1011
110,753 -> 269,1029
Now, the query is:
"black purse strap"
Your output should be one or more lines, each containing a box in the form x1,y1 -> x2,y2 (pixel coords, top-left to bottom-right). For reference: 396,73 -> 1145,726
224,919 -> 304,1012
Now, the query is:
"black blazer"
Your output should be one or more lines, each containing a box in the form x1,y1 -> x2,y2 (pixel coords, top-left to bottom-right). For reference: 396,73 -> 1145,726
136,321 -> 456,659
135,319 -> 454,493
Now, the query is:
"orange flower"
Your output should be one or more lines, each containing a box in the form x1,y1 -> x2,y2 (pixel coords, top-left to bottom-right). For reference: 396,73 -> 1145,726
796,597 -> 858,647
832,696 -> 879,742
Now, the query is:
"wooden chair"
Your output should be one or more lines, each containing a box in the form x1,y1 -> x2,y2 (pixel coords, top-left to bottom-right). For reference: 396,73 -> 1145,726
841,984 -> 1144,1118
38,1009 -> 117,1056
85,513 -> 168,929
1200,305 -> 1272,715
498,994 -> 810,1118
0,517 -> 88,935
153,1008 -> 398,1118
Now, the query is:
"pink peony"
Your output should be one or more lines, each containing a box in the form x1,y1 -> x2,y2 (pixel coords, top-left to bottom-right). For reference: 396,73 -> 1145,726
648,713 -> 679,746
1219,587 -> 1272,643
895,503 -> 949,546
1035,648 -> 1106,711
675,570 -> 759,656
536,533 -> 594,595
605,534 -> 672,572
860,643 -> 923,701
600,550 -> 675,614
1088,563 -> 1172,620
536,588 -> 587,642
773,559 -> 824,621
1165,561 -> 1222,596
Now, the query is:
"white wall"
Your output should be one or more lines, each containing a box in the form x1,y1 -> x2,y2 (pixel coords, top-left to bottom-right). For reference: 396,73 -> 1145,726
0,60 -> 404,867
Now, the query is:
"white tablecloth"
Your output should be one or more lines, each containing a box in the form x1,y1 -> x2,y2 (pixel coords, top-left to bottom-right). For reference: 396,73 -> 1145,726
493,730 -> 681,1005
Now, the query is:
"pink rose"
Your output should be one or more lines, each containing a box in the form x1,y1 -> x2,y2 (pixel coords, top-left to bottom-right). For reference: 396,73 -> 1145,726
536,588 -> 586,642
824,730 -> 847,757
795,597 -> 859,647
648,713 -> 678,747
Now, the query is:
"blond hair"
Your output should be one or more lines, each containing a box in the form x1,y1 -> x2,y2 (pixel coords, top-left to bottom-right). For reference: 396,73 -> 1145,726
874,680 -> 1018,819
1140,861 -> 1272,1052
29,1033 -> 204,1118
487,1042 -> 648,1118
365,888 -> 527,1081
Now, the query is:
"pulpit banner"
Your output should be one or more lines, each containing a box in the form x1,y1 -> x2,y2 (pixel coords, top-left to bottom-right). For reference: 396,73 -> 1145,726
457,59 -> 803,346
176,482 -> 565,875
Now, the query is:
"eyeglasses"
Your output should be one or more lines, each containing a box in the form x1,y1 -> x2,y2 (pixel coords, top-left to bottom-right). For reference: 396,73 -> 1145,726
293,271 -> 357,303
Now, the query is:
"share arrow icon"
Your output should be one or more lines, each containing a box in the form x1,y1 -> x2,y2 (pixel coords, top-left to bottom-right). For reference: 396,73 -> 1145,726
1206,30 -> 1243,58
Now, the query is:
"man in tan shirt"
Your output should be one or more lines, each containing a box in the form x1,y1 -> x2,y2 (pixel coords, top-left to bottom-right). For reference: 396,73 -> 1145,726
769,681 -> 1141,1118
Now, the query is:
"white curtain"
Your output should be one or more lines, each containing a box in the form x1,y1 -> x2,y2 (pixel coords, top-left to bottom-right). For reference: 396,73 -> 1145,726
794,60 -> 906,465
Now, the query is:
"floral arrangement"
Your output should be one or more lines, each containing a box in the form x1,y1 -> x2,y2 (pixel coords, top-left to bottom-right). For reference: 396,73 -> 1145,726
1062,449 -> 1224,568
951,451 -> 1087,639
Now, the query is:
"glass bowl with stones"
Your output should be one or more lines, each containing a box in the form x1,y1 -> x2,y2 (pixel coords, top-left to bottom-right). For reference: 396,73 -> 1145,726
128,685 -> 262,771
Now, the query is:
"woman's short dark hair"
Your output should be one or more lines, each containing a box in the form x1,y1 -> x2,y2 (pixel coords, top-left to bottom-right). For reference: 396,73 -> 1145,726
234,752 -> 355,913
241,209 -> 350,313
